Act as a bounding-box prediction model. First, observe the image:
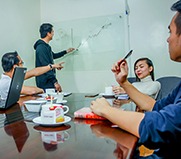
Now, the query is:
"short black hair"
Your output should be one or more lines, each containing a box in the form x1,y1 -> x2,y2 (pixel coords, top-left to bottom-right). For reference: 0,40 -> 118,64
1,51 -> 19,72
39,23 -> 53,38
134,57 -> 155,81
171,1 -> 181,35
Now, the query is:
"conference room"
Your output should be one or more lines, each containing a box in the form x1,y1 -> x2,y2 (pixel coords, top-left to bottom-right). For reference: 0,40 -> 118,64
0,0 -> 181,158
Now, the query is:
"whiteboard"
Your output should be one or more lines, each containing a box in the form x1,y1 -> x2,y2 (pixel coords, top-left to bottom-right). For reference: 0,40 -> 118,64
51,14 -> 126,71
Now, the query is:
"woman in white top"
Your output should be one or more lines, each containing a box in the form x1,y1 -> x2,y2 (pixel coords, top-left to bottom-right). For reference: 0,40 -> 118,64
113,57 -> 161,99
112,58 -> 161,111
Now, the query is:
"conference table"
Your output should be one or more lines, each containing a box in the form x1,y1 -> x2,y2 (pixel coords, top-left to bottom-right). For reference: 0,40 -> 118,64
0,93 -> 139,159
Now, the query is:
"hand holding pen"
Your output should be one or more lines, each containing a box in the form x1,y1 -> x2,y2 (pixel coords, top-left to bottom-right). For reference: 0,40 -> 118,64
112,50 -> 132,72
118,50 -> 132,66
111,50 -> 133,85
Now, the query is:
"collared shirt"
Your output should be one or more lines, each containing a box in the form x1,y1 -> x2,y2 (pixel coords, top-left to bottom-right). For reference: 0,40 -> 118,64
0,74 -> 11,99
139,81 -> 181,148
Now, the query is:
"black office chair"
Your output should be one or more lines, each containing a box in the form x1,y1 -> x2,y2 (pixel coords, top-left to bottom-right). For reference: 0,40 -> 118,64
156,76 -> 181,100
128,77 -> 137,84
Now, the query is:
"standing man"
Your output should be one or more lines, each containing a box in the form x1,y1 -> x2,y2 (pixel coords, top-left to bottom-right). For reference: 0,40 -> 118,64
34,23 -> 75,92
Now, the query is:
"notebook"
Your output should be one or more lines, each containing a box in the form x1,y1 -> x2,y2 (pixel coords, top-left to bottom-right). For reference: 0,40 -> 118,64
74,107 -> 106,120
0,67 -> 27,109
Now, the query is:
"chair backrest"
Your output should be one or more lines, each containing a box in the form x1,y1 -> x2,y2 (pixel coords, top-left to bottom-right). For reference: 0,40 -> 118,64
156,76 -> 181,100
128,77 -> 137,84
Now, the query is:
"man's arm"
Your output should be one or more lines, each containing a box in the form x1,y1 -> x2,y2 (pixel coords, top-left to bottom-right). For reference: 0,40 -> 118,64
53,48 -> 75,59
24,63 -> 64,80
90,98 -> 144,137
120,81 -> 156,111
21,85 -> 44,95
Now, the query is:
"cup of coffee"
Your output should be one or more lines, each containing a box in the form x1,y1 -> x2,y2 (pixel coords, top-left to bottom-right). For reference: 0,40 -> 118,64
45,88 -> 55,95
105,86 -> 113,95
49,93 -> 64,103
41,104 -> 69,124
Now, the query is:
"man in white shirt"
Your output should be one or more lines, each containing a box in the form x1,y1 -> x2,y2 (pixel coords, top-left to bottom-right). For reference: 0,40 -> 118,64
0,51 -> 64,99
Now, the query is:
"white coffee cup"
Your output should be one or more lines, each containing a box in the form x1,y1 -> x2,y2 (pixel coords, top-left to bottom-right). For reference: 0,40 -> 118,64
41,104 -> 69,124
49,93 -> 64,103
45,88 -> 55,95
105,86 -> 113,95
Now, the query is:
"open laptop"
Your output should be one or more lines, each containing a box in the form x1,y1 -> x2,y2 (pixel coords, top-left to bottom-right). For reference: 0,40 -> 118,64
0,67 -> 27,109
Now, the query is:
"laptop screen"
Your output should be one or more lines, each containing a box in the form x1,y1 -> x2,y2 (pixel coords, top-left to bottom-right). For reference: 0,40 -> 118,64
5,67 -> 27,109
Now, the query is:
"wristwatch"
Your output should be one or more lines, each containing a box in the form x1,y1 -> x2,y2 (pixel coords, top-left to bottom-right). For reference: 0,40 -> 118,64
49,64 -> 53,70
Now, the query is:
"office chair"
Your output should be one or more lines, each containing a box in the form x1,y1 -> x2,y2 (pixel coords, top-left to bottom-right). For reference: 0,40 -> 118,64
156,76 -> 181,100
128,77 -> 137,84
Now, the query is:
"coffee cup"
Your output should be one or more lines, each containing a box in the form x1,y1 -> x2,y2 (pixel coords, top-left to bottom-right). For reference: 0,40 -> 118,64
105,86 -> 113,95
45,88 -> 55,95
41,104 -> 69,124
49,93 -> 64,103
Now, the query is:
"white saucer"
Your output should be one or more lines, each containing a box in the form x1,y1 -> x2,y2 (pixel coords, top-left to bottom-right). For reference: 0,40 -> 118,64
99,93 -> 115,97
62,92 -> 72,97
115,94 -> 129,100
39,92 -> 72,97
33,116 -> 71,126
56,100 -> 67,104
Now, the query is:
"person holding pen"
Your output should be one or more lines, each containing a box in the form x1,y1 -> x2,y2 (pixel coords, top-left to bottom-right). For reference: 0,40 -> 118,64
112,57 -> 161,100
90,0 -> 181,151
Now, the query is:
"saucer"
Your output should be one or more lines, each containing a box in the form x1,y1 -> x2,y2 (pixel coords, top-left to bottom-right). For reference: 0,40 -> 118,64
99,93 -> 115,98
56,100 -> 67,104
33,116 -> 71,126
62,92 -> 72,97
33,124 -> 71,132
115,94 -> 129,100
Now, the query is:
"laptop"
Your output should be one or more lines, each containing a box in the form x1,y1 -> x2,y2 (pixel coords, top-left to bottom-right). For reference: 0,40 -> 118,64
0,67 -> 27,109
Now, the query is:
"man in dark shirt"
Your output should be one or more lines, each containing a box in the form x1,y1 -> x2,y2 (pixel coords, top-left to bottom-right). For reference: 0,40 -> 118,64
90,0 -> 181,149
34,23 -> 75,92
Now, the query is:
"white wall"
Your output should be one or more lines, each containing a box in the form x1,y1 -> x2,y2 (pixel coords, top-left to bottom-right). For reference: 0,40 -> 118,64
0,0 -> 40,86
40,0 -> 181,93
128,0 -> 180,78
40,0 -> 124,22
1,0 -> 179,93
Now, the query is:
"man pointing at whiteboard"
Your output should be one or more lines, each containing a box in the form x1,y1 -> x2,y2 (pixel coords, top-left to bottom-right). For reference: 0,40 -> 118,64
34,23 -> 75,92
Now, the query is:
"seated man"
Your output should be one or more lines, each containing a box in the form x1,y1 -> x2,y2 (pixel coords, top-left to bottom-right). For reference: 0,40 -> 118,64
90,0 -> 181,150
0,51 -> 64,99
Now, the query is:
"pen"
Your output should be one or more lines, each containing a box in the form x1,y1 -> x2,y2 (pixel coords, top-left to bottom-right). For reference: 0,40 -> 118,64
119,50 -> 133,65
